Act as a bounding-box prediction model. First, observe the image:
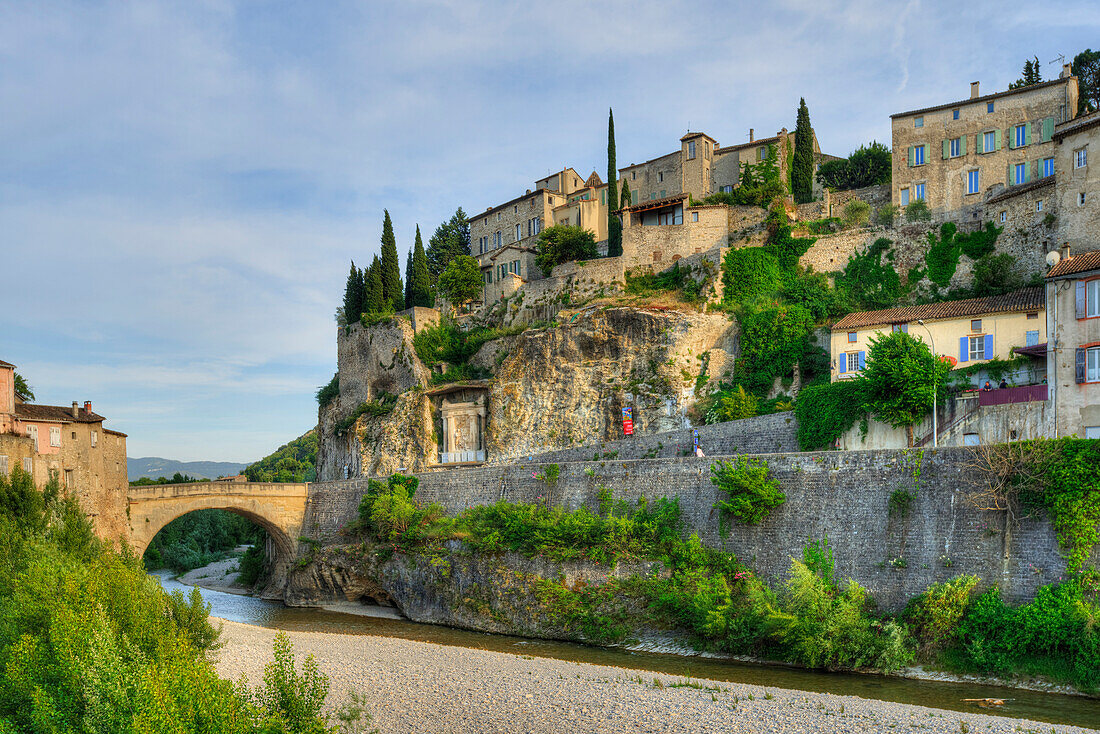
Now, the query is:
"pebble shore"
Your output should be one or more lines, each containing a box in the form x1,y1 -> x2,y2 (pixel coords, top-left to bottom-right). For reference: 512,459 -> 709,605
212,618 -> 1098,734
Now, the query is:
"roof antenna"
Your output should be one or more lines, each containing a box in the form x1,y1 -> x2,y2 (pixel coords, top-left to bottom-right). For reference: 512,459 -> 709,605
1048,53 -> 1065,67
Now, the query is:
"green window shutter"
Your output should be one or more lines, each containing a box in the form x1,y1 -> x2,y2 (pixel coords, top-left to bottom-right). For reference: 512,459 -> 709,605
1023,160 -> 1030,182
1024,121 -> 1032,146
1007,128 -> 1016,150
907,146 -> 915,167
994,128 -> 1002,150
942,139 -> 950,159
975,133 -> 983,154
959,135 -> 967,156
1042,117 -> 1054,142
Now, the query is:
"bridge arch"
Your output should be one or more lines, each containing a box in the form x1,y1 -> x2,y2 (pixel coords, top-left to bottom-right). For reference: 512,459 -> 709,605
127,482 -> 309,594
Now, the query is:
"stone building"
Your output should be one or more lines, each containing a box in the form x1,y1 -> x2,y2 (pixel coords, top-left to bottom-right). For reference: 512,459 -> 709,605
890,69 -> 1079,215
1053,110 -> 1100,253
619,127 -> 829,205
829,289 -> 1047,386
1044,248 -> 1100,438
0,358 -> 129,539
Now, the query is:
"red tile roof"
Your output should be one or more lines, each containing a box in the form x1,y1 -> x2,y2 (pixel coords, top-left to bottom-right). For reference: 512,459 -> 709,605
1047,250 -> 1100,279
14,403 -> 106,424
0,359 -> 13,369
832,288 -> 1045,331
617,192 -> 688,214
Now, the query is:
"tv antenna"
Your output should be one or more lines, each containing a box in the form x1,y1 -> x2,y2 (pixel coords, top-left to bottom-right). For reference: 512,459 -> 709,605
1049,53 -> 1066,68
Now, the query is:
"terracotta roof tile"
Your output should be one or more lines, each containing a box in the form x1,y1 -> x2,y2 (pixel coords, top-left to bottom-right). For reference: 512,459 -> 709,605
890,77 -> 1071,119
1047,250 -> 1100,279
618,192 -> 688,214
832,288 -> 1045,331
0,359 -> 14,368
984,176 -> 1054,205
14,403 -> 107,424
1054,110 -> 1100,141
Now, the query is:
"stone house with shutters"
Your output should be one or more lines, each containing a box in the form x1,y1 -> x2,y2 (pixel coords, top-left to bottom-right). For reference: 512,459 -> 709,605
829,288 -> 1047,386
1044,248 -> 1100,439
891,68 -> 1079,216
1053,111 -> 1100,254
0,358 -> 129,540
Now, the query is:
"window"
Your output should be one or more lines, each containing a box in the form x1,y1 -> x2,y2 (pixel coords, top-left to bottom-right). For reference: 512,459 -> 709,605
1087,279 -> 1100,317
758,145 -> 768,161
1088,346 -> 1100,382
971,319 -> 982,332
509,260 -> 520,275
496,212 -> 501,221
1037,200 -> 1043,212
1014,124 -> 1027,148
657,172 -> 664,183
720,185 -> 733,193
1081,192 -> 1087,206
915,116 -> 924,128
987,101 -> 994,113
969,335 -> 986,361
91,431 -> 97,448
900,188 -> 910,206
913,145 -> 925,165
49,427 -> 60,448
1075,148 -> 1088,169
1014,162 -> 1027,185
0,456 -> 6,474
967,169 -> 980,195
950,137 -> 960,157
1085,426 -> 1100,439
914,182 -> 925,201
27,425 -> 38,452
515,223 -> 521,241
513,205 -> 517,213
1000,210 -> 1007,223
1043,157 -> 1054,177
892,324 -> 908,333
659,190 -> 666,198
64,470 -> 74,489
483,271 -> 491,286
1027,312 -> 1038,319
1026,330 -> 1039,347
477,235 -> 488,254
953,109 -> 960,120
848,332 -> 857,343
527,217 -> 541,237
691,211 -> 699,222
982,131 -> 995,152
846,352 -> 862,372
23,458 -> 32,474
493,231 -> 502,248
687,141 -> 696,159
631,171 -> 636,180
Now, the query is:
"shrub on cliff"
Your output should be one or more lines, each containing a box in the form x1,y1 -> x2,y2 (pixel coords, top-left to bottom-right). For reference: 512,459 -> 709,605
710,457 -> 785,525
534,225 -> 599,276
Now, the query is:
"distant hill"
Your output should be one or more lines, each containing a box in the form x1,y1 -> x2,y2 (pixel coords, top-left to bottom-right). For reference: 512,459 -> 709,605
244,430 -> 318,482
127,457 -> 248,482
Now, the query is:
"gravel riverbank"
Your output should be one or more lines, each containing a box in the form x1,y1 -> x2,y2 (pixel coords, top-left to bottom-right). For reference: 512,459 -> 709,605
212,618 -> 1098,734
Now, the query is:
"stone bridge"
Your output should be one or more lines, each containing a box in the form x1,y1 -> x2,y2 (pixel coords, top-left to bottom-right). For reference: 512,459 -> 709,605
127,481 -> 310,594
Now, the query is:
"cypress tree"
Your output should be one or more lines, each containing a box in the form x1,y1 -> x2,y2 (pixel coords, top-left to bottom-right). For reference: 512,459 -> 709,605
792,98 -> 815,204
620,179 -> 632,209
365,255 -> 384,314
410,224 -> 432,307
379,209 -> 403,311
404,250 -> 414,311
342,260 -> 364,325
606,108 -> 622,257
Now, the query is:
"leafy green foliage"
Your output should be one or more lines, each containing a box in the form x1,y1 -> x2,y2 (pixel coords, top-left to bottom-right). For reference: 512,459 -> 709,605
143,509 -> 262,573
619,179 -> 632,208
858,331 -> 951,431
1072,48 -> 1100,115
245,431 -> 318,483
426,208 -> 471,283
624,261 -> 705,303
343,261 -> 366,325
437,254 -> 483,308
793,380 -> 867,451
875,203 -> 898,227
842,199 -> 870,227
704,385 -> 757,424
412,319 -> 535,382
334,394 -> 398,434
720,247 -> 782,305
904,575 -> 979,653
364,255 -> 385,314
710,457 -> 786,525
815,142 -> 891,191
406,225 -> 433,308
888,489 -> 914,519
792,98 -> 814,204
924,222 -> 961,286
130,472 -> 211,486
316,374 -> 339,407
834,237 -> 905,312
13,372 -> 34,402
905,199 -> 931,222
1008,56 -> 1043,89
1021,438 -> 1100,570
535,224 -> 599,276
725,143 -> 786,207
607,108 -> 622,257
970,253 -> 1026,298
379,209 -> 403,312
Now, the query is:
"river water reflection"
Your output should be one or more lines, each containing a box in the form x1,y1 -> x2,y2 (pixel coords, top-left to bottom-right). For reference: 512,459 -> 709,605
153,572 -> 1100,730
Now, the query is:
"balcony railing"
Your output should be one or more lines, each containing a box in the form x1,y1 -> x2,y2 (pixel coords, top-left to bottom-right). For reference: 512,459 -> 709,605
439,450 -> 486,464
977,384 -> 1048,406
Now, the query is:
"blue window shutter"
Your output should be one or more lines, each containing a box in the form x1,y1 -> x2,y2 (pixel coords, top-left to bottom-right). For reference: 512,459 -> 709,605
858,351 -> 866,370
1077,281 -> 1087,319
984,334 -> 993,358
839,354 -> 846,374
1076,348 -> 1086,383
960,336 -> 969,362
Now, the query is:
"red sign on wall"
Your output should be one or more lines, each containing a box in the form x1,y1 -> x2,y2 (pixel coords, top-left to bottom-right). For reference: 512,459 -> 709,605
622,407 -> 634,436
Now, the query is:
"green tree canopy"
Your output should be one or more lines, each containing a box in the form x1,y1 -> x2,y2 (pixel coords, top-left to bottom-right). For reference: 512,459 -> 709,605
342,260 -> 365,325
427,208 -> 471,281
380,209 -> 404,311
620,179 -> 632,209
534,225 -> 599,276
13,373 -> 33,402
437,254 -> 483,309
1009,56 -> 1043,89
857,331 -> 951,441
1073,49 -> 1100,114
408,225 -> 433,308
792,98 -> 815,204
607,108 -> 622,257
816,142 -> 891,191
365,255 -> 385,314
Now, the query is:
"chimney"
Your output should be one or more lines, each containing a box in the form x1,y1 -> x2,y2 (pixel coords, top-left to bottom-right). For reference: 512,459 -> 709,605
970,81 -> 980,99
83,401 -> 92,414
1061,63 -> 1073,79
72,401 -> 78,418
1061,243 -> 1072,259
749,128 -> 754,142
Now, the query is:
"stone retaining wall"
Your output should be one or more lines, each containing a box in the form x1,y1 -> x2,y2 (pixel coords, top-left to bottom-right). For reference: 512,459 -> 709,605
302,446 -> 1092,611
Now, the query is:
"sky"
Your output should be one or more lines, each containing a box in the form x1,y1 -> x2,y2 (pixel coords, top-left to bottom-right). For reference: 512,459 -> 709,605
2,1 -> 1098,463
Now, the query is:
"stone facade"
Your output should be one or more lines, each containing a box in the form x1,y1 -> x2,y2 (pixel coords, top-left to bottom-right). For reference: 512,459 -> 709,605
1044,249 -> 1100,438
301,447 -> 1094,611
978,177 -> 1059,275
824,184 -> 892,219
890,72 -> 1079,215
620,201 -> 731,272
1054,111 -> 1100,253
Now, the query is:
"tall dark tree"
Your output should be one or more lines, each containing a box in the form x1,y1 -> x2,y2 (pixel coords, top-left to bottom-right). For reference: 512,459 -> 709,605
1073,49 -> 1100,114
409,224 -> 432,308
620,179 -> 632,209
426,208 -> 471,281
365,255 -> 385,314
404,250 -> 414,311
342,261 -> 365,325
1010,56 -> 1043,89
379,210 -> 403,311
792,98 -> 815,204
606,108 -> 622,257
